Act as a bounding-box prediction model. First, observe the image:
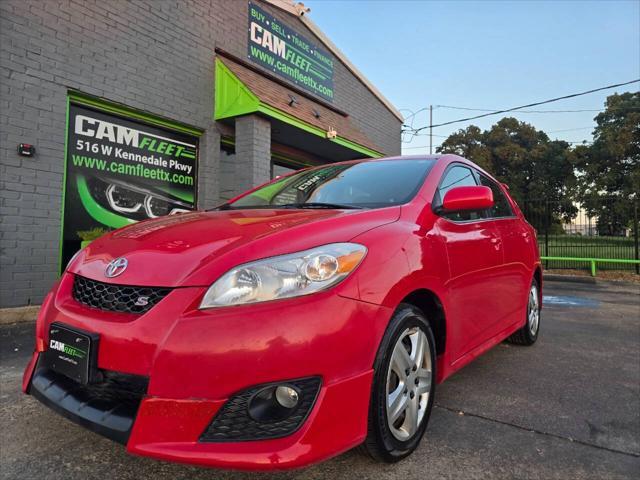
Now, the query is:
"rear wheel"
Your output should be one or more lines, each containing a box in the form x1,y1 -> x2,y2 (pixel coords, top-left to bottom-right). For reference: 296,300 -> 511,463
507,278 -> 541,346
361,304 -> 436,462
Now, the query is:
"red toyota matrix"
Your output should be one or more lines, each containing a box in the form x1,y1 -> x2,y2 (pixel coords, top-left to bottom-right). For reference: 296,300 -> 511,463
23,155 -> 541,470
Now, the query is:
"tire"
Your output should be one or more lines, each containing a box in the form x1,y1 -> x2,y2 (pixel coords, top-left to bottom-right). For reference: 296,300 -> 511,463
361,304 -> 436,463
507,277 -> 541,346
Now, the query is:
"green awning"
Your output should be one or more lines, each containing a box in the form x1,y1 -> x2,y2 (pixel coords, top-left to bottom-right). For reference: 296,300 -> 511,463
214,58 -> 382,159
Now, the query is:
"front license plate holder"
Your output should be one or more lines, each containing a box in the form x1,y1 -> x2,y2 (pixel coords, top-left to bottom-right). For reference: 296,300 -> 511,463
41,322 -> 99,385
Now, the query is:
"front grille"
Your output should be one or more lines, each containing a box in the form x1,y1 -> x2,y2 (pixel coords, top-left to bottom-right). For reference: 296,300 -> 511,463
72,275 -> 171,314
200,377 -> 321,442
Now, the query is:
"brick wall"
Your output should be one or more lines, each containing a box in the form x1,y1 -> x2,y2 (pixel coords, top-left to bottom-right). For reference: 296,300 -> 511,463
235,115 -> 272,192
0,0 -> 401,307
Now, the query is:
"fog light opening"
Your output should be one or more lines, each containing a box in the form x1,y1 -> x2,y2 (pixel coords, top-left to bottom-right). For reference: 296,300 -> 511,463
248,384 -> 301,423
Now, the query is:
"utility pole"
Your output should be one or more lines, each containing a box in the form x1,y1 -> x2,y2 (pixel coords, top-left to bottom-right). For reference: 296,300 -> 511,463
429,105 -> 433,155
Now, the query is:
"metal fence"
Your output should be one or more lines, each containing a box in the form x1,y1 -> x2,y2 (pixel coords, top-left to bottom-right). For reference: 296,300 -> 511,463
521,197 -> 639,274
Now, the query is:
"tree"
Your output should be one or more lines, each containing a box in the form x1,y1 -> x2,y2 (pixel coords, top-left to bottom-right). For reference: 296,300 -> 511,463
574,92 -> 639,235
435,125 -> 491,171
576,92 -> 639,198
437,117 -> 577,231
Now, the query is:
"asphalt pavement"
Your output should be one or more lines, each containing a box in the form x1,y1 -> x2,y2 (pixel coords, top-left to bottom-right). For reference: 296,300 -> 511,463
1,280 -> 639,479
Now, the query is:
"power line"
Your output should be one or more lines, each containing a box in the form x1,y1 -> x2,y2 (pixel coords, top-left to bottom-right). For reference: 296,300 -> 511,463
436,105 -> 606,113
403,139 -> 591,151
411,132 -> 451,138
403,126 -> 595,142
403,143 -> 443,150
403,104 -> 639,119
399,107 -> 430,121
403,126 -> 594,143
436,105 -> 640,113
406,79 -> 640,133
547,126 -> 594,133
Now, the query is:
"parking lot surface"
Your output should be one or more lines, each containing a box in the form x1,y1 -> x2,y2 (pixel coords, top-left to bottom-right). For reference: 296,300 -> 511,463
1,280 -> 639,479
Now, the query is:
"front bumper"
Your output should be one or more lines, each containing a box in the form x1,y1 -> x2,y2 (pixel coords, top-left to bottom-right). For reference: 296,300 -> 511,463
128,370 -> 373,470
29,366 -> 147,444
23,273 -> 391,470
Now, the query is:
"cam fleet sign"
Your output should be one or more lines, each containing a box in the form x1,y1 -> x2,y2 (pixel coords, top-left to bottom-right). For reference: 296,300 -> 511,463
61,103 -> 198,269
248,2 -> 335,102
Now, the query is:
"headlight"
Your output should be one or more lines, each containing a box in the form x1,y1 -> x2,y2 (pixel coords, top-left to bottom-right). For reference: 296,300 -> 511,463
199,243 -> 367,308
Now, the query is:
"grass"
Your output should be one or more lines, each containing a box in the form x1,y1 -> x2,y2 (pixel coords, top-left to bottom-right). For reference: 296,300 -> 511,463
539,235 -> 638,271
545,269 -> 640,283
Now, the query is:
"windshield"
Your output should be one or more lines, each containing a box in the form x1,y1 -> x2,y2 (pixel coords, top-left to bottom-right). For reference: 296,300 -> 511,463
224,159 -> 436,210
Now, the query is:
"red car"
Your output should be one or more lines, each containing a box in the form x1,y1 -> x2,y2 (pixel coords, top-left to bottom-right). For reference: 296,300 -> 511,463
23,154 -> 541,470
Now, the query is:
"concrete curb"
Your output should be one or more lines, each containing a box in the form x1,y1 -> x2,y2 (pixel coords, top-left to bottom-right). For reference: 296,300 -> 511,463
543,273 -> 598,284
0,306 -> 39,325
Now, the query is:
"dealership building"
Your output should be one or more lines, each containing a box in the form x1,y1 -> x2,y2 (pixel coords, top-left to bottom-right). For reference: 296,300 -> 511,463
0,0 -> 402,308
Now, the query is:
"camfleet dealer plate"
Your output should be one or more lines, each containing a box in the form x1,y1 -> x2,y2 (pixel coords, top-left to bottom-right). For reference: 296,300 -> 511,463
42,322 -> 99,385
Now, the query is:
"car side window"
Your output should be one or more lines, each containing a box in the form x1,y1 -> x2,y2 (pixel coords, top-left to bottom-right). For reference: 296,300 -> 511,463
436,165 -> 484,222
478,174 -> 514,218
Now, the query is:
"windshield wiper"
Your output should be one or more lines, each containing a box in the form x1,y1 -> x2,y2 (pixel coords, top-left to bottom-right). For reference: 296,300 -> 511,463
279,202 -> 364,210
211,202 -> 365,211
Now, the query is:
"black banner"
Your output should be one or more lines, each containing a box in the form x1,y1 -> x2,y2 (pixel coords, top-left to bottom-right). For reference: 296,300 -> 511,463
248,2 -> 335,102
62,103 -> 198,268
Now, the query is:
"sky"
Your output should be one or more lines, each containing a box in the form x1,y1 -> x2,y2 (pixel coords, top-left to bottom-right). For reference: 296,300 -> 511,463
308,0 -> 640,153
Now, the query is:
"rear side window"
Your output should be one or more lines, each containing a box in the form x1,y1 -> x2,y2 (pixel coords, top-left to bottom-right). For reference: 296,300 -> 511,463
478,174 -> 514,218
437,165 -> 477,199
436,165 -> 483,222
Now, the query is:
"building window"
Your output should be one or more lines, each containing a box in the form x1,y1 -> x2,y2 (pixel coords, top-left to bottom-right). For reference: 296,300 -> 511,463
219,143 -> 237,201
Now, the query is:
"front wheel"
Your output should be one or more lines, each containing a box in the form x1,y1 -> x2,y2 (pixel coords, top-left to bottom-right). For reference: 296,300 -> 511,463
361,304 -> 436,462
507,278 -> 541,346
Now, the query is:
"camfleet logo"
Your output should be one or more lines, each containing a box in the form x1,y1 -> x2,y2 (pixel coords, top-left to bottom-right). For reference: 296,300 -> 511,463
75,115 -> 139,147
49,340 -> 86,359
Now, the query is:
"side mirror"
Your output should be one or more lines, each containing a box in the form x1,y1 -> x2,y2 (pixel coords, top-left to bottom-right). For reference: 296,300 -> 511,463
441,186 -> 494,212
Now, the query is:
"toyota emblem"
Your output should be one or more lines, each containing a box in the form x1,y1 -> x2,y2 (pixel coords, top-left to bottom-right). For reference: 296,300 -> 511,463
105,257 -> 128,278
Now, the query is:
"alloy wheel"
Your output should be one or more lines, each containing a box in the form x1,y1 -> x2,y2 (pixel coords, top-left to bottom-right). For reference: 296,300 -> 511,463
386,326 -> 432,441
528,284 -> 540,336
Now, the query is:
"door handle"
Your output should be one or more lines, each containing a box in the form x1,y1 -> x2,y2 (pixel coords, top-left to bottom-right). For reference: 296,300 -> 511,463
490,237 -> 502,250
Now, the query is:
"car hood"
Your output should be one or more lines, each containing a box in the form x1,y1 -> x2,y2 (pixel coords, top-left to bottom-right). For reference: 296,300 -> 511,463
69,207 -> 400,287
